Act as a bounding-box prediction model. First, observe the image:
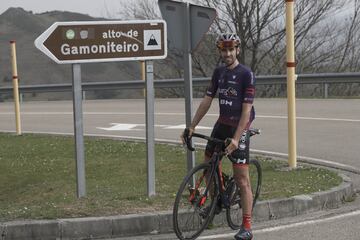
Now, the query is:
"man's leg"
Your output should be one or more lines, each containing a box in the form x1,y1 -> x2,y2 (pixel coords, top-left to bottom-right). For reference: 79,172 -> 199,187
233,165 -> 253,239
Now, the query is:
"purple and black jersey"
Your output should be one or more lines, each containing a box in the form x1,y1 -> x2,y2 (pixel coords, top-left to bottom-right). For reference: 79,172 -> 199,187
206,64 -> 255,127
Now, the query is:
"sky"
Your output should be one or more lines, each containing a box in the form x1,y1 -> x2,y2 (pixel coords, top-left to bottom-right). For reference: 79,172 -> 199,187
0,0 -> 130,18
0,0 -> 351,20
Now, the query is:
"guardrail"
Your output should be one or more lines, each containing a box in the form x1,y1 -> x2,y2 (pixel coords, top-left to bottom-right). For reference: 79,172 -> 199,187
0,72 -> 359,99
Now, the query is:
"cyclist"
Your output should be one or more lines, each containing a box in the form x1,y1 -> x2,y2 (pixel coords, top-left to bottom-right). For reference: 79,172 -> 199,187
181,33 -> 255,240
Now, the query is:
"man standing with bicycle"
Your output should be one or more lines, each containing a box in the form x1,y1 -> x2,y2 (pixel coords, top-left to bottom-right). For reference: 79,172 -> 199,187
182,33 -> 255,240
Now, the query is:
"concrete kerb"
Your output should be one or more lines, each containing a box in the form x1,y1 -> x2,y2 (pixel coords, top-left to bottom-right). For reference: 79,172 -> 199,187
0,175 -> 353,240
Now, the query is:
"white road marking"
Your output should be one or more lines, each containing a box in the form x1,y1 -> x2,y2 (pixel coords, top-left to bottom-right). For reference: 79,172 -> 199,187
163,124 -> 211,130
257,115 -> 360,122
1,112 -> 359,122
96,123 -> 211,131
198,210 -> 360,239
97,123 -> 141,131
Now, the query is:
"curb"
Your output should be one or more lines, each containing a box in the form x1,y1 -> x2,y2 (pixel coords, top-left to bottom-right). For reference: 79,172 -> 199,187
0,175 -> 353,240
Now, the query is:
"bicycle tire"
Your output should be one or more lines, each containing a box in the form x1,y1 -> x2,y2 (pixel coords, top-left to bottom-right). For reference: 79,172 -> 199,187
226,159 -> 262,230
173,162 -> 220,240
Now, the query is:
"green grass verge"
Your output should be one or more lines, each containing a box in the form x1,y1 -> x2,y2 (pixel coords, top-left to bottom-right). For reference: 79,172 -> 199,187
0,133 -> 342,221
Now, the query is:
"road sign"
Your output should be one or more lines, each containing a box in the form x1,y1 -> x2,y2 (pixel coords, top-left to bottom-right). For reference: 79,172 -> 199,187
35,20 -> 167,64
189,4 -> 217,51
158,0 -> 216,52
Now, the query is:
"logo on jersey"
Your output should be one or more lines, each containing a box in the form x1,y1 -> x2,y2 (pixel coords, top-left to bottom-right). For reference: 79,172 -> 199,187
219,87 -> 238,97
235,158 -> 247,164
227,87 -> 238,97
220,99 -> 233,106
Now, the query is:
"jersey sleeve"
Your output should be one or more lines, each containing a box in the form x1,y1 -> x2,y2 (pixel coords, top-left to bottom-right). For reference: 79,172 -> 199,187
243,70 -> 255,104
205,68 -> 219,98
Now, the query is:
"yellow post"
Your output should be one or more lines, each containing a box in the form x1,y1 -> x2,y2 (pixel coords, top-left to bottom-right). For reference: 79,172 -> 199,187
140,60 -> 146,97
10,40 -> 22,135
285,0 -> 297,168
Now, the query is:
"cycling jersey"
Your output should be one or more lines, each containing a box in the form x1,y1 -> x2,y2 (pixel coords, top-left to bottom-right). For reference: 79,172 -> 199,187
206,64 -> 256,127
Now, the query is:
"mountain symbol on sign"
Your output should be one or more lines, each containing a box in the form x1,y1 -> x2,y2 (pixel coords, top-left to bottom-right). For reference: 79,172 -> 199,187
147,34 -> 158,46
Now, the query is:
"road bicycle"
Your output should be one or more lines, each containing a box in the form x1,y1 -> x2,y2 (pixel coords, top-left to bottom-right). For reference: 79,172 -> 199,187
173,128 -> 262,240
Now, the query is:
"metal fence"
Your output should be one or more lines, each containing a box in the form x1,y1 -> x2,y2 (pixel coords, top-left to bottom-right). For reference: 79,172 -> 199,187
1,72 -> 360,99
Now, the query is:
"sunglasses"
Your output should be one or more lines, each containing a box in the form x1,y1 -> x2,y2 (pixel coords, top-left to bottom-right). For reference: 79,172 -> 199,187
217,41 -> 239,49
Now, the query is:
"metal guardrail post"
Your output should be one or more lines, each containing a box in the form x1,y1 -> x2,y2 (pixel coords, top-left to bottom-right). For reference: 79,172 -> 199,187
324,83 -> 329,98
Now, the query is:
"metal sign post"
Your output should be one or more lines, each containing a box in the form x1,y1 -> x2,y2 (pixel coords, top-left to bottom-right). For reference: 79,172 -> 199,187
35,20 -> 167,197
159,0 -> 216,172
182,2 -> 196,172
145,61 -> 155,196
72,64 -> 86,198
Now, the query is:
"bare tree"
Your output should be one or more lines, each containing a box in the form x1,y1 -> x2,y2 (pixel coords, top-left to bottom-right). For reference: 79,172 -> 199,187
336,0 -> 360,72
201,0 -> 350,74
116,0 -> 160,20
109,0 -> 358,77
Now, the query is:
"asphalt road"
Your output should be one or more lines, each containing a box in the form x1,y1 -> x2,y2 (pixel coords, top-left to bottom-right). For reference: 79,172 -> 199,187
1,98 -> 360,239
1,98 -> 359,170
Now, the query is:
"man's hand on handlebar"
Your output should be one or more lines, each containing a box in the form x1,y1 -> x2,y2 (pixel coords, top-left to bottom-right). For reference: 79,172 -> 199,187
181,127 -> 194,145
225,138 -> 238,156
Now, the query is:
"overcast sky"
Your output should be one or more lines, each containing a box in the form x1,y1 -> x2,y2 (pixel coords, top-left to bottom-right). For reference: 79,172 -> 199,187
0,0 -> 351,20
0,0 -> 130,18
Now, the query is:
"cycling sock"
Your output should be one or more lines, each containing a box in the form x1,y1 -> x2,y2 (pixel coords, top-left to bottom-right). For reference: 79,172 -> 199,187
242,213 -> 252,230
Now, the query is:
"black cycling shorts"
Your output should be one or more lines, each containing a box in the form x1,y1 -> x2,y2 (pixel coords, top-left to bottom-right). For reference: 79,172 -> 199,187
205,122 -> 250,165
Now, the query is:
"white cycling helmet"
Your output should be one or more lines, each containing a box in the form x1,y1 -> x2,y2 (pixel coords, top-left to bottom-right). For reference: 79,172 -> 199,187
216,33 -> 241,49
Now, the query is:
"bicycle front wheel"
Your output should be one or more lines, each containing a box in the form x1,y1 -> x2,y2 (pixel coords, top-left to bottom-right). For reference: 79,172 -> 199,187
226,159 -> 262,230
173,162 -> 219,240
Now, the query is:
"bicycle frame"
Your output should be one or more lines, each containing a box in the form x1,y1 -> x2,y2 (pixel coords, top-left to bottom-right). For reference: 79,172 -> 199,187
184,129 -> 261,210
198,147 -> 232,210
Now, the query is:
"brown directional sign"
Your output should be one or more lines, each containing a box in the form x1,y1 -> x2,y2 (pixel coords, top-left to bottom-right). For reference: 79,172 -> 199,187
35,20 -> 167,64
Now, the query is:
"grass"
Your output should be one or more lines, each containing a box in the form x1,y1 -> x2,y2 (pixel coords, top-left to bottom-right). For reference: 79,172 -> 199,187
0,133 -> 342,221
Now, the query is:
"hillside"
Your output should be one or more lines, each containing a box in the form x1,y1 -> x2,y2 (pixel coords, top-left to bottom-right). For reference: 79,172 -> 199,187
0,8 -> 142,99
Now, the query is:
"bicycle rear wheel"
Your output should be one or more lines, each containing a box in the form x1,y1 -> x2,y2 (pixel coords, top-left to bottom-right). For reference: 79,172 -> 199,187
226,159 -> 262,230
173,162 -> 219,240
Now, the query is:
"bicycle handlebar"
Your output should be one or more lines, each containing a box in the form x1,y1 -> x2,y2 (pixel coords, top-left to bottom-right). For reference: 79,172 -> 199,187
183,128 -> 260,152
